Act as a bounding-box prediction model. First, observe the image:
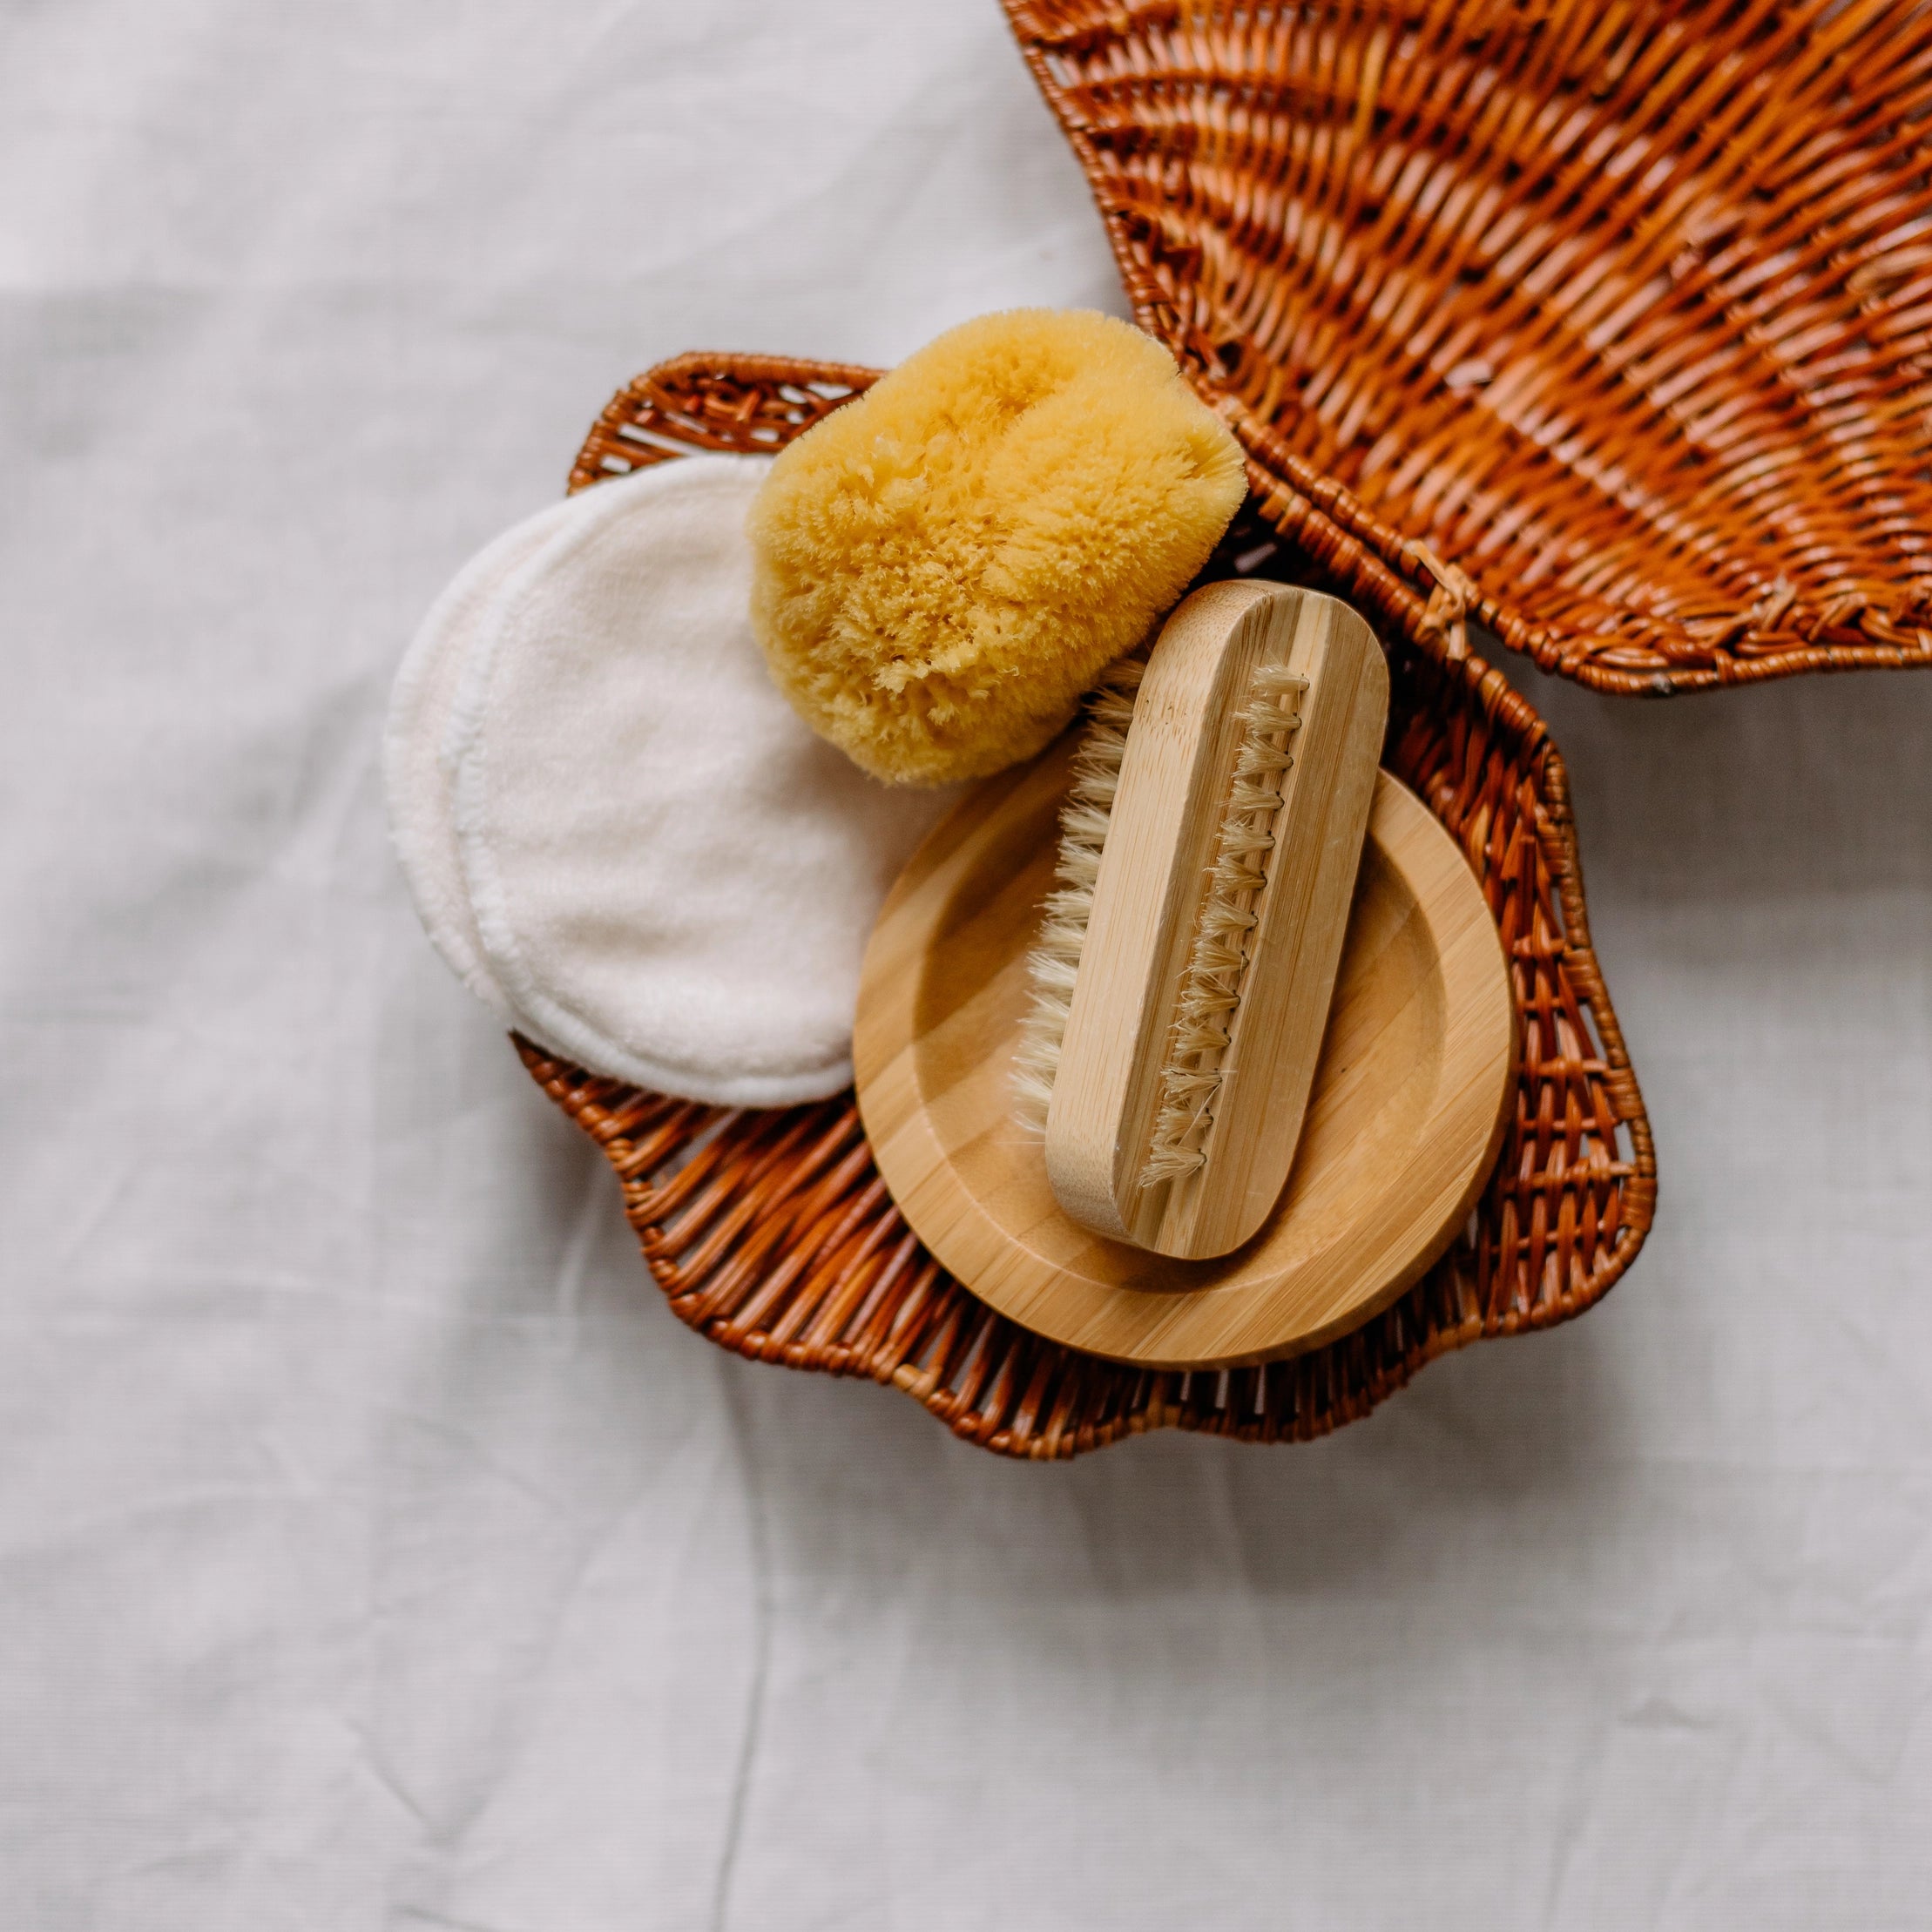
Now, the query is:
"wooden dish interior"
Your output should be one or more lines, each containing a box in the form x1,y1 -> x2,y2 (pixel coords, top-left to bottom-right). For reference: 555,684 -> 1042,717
856,736 -> 1517,1368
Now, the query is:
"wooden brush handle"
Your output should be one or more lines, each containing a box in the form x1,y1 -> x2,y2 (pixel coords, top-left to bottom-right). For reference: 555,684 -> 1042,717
1046,584 -> 1388,1259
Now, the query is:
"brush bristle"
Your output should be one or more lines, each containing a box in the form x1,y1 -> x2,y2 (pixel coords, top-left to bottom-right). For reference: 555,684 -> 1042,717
1011,659 -> 1144,1131
1012,654 -> 1307,1189
1141,661 -> 1305,1183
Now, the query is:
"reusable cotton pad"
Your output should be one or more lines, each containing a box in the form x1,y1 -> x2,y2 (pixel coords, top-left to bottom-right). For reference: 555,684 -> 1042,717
383,496 -> 584,1017
442,455 -> 952,1107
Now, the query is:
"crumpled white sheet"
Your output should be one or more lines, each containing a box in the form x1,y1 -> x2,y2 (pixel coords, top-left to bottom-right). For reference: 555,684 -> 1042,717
2,3 -> 1929,1929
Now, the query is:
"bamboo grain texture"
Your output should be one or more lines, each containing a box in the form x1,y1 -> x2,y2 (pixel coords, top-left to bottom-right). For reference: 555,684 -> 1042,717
1043,582 -> 1389,1258
855,756 -> 1513,1369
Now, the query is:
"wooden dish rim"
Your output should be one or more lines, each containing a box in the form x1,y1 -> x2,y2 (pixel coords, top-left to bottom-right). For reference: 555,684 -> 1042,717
855,762 -> 1518,1369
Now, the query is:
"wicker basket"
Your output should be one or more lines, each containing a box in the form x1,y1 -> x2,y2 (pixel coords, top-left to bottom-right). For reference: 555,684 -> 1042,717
1004,0 -> 1932,696
521,353 -> 1653,1460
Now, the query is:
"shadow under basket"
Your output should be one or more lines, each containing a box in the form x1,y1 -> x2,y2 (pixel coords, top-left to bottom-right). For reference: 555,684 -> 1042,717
522,353 -> 1655,1461
1003,0 -> 1932,697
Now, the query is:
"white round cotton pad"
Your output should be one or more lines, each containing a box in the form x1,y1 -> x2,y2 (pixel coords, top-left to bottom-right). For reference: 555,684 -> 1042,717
449,455 -> 954,1107
383,495 -> 584,1016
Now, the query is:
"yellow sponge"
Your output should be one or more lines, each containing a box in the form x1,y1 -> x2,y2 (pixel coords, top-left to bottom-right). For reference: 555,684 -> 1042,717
746,309 -> 1247,787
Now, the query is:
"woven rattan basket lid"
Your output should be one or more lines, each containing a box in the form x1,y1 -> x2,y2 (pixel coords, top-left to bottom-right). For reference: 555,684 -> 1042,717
515,354 -> 1653,1460
1005,0 -> 1932,696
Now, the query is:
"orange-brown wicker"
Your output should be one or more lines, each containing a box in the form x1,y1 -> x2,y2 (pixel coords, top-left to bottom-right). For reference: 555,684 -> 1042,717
528,353 -> 1653,1458
1003,0 -> 1932,695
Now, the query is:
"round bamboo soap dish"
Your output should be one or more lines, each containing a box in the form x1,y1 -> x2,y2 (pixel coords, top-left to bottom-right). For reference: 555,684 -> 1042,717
520,352 -> 1655,1460
855,749 -> 1515,1370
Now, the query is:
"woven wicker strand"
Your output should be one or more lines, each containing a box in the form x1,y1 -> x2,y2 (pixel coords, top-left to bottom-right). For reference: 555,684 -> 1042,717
524,354 -> 1654,1459
1003,0 -> 1932,696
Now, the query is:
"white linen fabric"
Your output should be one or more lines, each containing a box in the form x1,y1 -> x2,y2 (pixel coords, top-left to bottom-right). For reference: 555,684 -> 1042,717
442,453 -> 947,1105
4,4 -> 1931,1931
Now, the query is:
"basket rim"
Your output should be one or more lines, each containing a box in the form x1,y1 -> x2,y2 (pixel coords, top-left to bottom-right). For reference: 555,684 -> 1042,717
531,349 -> 1656,1460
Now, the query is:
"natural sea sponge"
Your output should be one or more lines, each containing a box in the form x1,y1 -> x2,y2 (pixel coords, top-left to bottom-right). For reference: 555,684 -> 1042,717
746,309 -> 1247,786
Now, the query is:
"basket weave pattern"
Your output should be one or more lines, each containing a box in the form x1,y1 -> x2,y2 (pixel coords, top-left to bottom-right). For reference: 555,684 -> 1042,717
525,355 -> 1654,1459
1005,0 -> 1932,694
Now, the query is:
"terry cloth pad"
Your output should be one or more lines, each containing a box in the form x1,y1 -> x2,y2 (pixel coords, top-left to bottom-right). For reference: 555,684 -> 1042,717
383,495 -> 584,1017
448,455 -> 953,1108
